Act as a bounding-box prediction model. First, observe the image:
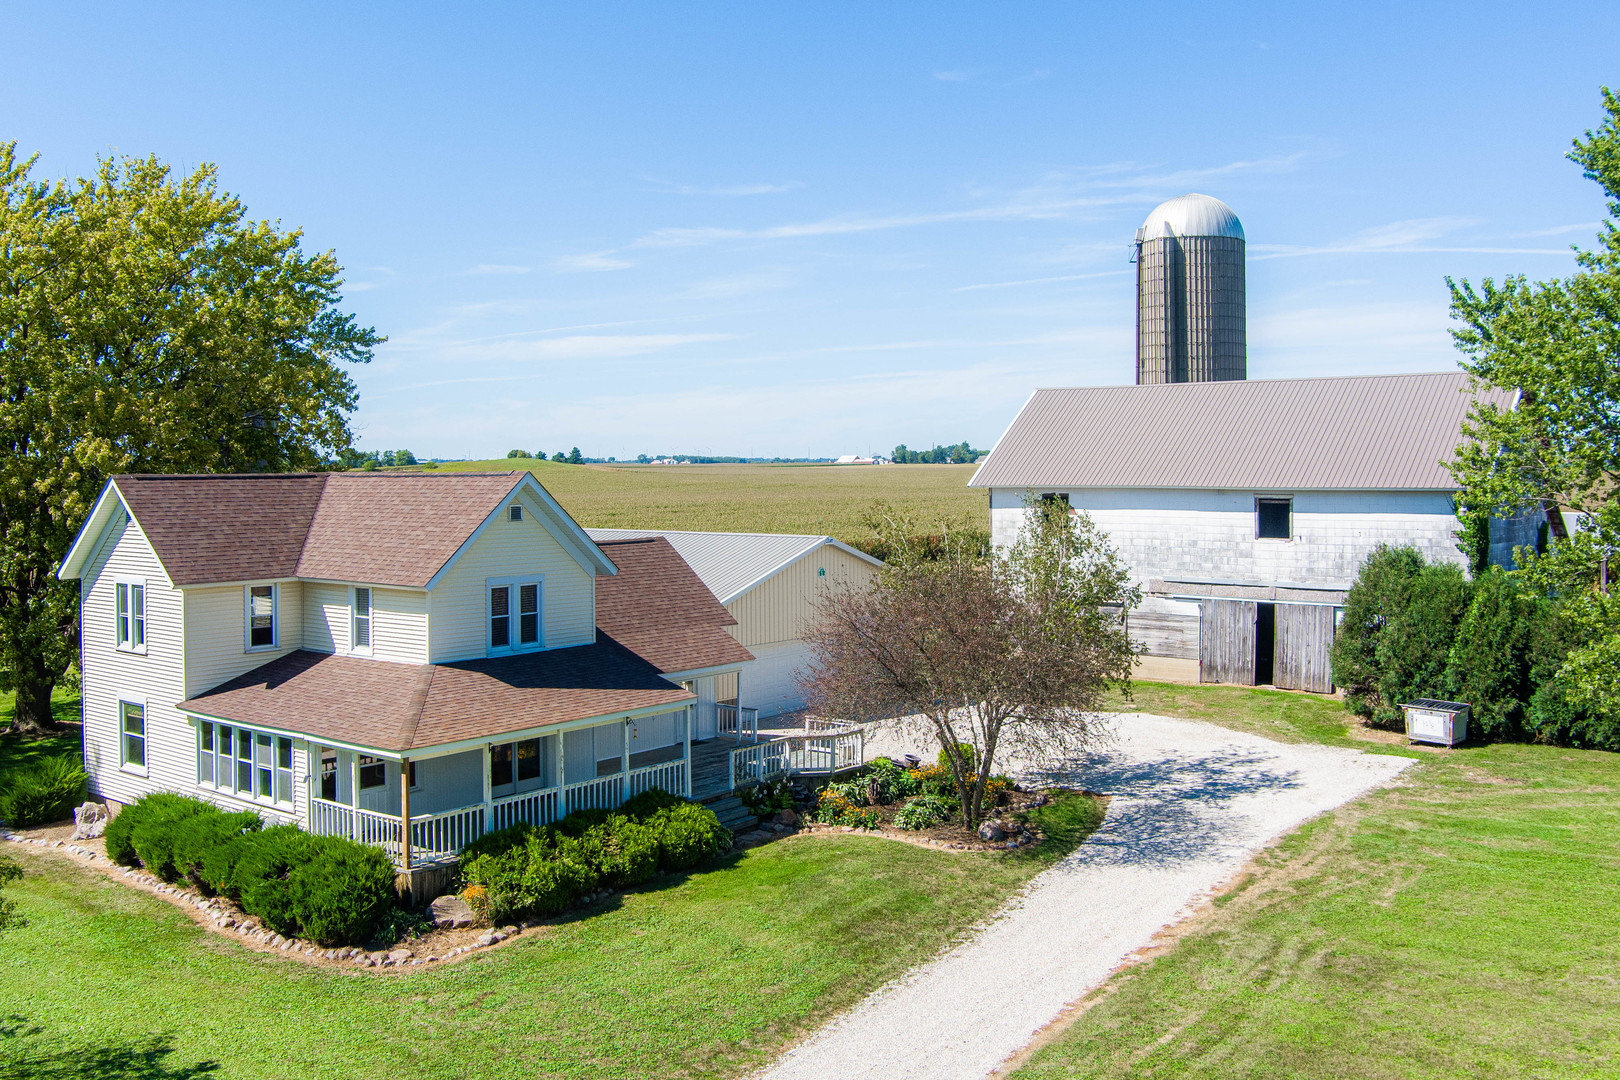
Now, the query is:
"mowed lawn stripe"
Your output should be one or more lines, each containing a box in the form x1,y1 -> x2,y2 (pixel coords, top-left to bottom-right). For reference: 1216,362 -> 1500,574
1011,738 -> 1620,1080
0,797 -> 1104,1080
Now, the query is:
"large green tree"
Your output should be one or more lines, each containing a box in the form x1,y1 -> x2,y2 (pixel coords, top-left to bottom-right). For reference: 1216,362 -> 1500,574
1446,89 -> 1620,726
0,144 -> 378,732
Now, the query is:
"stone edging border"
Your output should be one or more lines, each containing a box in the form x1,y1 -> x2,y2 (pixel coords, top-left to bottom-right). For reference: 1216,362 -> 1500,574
0,830 -> 522,971
796,820 -> 1044,853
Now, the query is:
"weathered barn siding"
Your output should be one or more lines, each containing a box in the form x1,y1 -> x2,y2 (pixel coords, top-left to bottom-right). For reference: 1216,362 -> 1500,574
1127,600 -> 1201,660
1274,604 -> 1336,693
1199,599 -> 1256,684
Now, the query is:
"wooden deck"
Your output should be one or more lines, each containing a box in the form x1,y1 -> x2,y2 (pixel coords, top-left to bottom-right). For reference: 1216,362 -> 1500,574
690,737 -> 751,801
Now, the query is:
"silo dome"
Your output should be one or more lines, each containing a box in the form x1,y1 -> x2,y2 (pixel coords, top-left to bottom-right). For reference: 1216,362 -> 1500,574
1139,193 -> 1245,242
1135,193 -> 1246,384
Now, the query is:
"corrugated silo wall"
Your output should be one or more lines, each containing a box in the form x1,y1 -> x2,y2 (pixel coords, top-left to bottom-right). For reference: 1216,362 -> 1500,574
1180,235 -> 1245,381
1136,237 -> 1179,384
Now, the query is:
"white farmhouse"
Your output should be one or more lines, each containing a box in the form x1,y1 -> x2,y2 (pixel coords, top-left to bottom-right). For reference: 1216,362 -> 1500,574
969,371 -> 1539,692
57,471 -> 760,890
587,529 -> 883,717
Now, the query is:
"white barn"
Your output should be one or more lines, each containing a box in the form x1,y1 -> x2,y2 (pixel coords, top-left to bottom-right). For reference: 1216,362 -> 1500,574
588,530 -> 883,716
969,372 -> 1539,692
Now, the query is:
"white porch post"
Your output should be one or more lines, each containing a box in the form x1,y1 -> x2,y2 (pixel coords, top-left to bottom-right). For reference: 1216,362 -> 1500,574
556,732 -> 566,817
620,719 -> 630,804
347,752 -> 359,842
400,757 -> 412,873
482,743 -> 494,836
683,704 -> 693,798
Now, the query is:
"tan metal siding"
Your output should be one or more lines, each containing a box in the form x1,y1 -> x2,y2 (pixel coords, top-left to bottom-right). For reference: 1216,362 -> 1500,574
725,544 -> 877,648
428,486 -> 596,662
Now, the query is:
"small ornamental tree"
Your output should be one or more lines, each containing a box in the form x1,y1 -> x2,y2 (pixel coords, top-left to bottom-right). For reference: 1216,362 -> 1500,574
800,496 -> 1139,826
0,853 -> 22,937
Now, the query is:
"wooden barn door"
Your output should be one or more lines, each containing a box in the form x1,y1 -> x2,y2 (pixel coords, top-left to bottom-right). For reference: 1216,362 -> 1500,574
1274,604 -> 1337,693
1199,600 -> 1257,685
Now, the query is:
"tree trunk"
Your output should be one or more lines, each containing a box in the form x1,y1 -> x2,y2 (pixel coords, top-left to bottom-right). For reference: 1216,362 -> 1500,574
8,665 -> 56,735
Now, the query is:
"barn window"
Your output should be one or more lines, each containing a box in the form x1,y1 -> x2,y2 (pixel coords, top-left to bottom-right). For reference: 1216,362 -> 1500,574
1256,498 -> 1292,540
1039,493 -> 1070,509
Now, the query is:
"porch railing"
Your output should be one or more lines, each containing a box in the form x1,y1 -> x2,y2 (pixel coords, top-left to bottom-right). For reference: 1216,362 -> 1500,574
717,703 -> 758,741
730,727 -> 865,790
310,756 -> 693,867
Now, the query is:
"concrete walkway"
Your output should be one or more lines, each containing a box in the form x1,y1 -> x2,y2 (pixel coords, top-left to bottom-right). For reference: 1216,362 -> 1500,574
752,713 -> 1413,1080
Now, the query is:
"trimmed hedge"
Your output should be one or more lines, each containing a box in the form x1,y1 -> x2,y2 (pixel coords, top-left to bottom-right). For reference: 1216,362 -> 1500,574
107,794 -> 397,946
0,754 -> 88,829
458,796 -> 731,924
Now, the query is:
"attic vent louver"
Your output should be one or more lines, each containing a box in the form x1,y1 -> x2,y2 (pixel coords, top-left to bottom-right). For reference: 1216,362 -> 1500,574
509,505 -> 522,522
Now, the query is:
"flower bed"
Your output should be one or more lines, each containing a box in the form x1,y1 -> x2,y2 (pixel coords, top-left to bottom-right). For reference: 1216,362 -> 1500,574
804,755 -> 1057,850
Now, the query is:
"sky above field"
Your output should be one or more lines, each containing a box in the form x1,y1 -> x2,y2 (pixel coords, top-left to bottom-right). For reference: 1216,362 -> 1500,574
4,4 -> 1614,460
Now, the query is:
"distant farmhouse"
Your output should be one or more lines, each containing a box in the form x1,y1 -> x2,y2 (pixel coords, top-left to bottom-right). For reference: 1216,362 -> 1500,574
972,195 -> 1543,692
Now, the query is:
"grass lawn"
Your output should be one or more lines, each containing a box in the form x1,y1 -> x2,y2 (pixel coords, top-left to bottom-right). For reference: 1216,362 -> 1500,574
0,687 -> 82,776
0,794 -> 1103,1080
419,459 -> 985,544
1011,685 -> 1620,1079
1106,680 -> 1364,749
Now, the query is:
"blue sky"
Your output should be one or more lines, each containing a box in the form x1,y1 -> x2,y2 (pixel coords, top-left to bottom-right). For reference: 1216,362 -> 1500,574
5,3 -> 1614,459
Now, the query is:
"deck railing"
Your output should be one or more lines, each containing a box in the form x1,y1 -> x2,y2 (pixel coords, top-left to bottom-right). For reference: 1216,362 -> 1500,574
730,727 -> 865,790
308,756 -> 691,867
716,703 -> 759,741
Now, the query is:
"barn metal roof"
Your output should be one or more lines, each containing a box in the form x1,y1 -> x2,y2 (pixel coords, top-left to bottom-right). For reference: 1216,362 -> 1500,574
586,529 -> 883,605
968,371 -> 1514,492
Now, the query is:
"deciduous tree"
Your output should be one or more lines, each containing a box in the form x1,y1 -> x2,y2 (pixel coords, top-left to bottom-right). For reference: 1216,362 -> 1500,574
0,145 -> 378,732
1446,89 -> 1620,727
801,497 -> 1139,825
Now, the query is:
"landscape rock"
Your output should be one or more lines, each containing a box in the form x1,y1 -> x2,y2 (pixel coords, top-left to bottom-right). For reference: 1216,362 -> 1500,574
977,820 -> 1007,842
776,808 -> 799,827
429,893 -> 475,930
476,933 -> 497,947
388,948 -> 412,962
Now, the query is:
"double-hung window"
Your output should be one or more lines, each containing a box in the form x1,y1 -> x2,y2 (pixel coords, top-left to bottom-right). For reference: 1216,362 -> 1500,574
115,580 -> 146,652
196,720 -> 293,807
487,577 -> 542,654
120,701 -> 146,771
352,587 -> 372,653
246,584 -> 277,650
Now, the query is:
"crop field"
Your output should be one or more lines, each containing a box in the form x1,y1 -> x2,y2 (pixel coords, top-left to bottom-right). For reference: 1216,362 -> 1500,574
419,460 -> 985,543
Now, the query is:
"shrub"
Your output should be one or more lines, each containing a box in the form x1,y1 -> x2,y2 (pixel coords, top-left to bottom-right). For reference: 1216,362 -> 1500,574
459,823 -> 537,863
584,815 -> 660,887
740,778 -> 795,815
938,742 -> 978,774
171,810 -> 262,893
619,787 -> 684,819
909,763 -> 953,797
0,754 -> 88,828
289,841 -> 396,946
232,825 -> 320,935
1444,568 -> 1538,738
894,794 -> 955,830
811,788 -> 881,829
103,793 -> 203,866
1332,545 -> 1428,722
653,803 -> 732,868
886,761 -> 921,799
128,795 -> 217,881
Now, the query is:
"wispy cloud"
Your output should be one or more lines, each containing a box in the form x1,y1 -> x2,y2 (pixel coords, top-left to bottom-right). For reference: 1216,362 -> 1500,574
1513,221 -> 1600,238
343,265 -> 397,293
1253,217 -> 1577,260
553,251 -> 635,272
465,263 -> 532,276
933,69 -> 970,82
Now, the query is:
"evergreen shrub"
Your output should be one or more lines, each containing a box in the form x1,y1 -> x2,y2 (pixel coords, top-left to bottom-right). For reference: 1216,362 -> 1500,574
128,795 -> 216,880
0,754 -> 88,828
232,825 -> 319,936
171,810 -> 262,893
289,841 -> 396,946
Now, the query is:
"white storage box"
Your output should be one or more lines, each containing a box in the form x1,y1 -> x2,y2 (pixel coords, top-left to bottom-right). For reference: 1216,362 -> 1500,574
1401,699 -> 1470,747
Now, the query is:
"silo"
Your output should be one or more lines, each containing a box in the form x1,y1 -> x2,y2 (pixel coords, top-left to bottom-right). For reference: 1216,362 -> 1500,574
1135,194 -> 1246,384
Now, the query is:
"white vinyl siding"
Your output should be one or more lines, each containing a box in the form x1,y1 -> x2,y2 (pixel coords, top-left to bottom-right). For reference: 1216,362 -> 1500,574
300,581 -> 427,663
77,508 -> 190,809
428,486 -> 595,662
182,580 -> 303,698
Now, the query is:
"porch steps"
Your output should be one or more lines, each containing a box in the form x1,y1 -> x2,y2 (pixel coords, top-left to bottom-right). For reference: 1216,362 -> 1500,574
702,795 -> 759,834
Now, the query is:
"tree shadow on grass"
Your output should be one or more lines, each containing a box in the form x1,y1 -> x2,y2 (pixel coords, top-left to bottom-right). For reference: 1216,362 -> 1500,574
0,1016 -> 218,1080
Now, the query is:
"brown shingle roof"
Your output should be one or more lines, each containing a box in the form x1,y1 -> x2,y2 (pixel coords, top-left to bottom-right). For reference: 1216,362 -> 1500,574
968,372 -> 1518,492
180,643 -> 694,752
594,538 -> 754,674
113,474 -> 328,585
109,471 -> 533,587
295,472 -> 525,587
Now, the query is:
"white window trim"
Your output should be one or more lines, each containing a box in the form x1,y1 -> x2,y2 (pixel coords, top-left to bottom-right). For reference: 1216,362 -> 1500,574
119,698 -> 149,777
485,574 -> 545,656
244,582 -> 279,653
193,718 -> 296,809
113,577 -> 148,655
350,586 -> 374,656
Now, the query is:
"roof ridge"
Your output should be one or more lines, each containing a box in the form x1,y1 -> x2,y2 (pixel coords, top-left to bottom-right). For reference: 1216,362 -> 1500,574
1028,370 -> 1470,392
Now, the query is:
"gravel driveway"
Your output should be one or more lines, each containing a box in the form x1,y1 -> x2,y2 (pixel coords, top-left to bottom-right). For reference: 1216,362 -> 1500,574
752,712 -> 1414,1080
